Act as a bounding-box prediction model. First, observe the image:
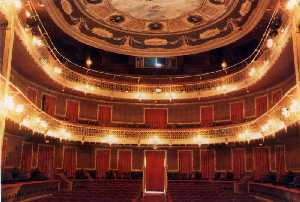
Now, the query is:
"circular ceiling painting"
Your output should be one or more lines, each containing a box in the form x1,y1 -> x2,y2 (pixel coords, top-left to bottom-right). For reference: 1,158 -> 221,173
45,0 -> 270,56
109,0 -> 206,21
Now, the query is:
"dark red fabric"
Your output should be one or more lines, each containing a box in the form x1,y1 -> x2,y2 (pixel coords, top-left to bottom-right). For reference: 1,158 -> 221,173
2,138 -> 7,167
66,100 -> 79,122
98,105 -> 111,124
275,146 -> 285,177
272,90 -> 282,105
179,150 -> 193,174
145,109 -> 167,129
38,145 -> 54,178
96,150 -> 110,178
118,150 -> 132,172
44,95 -> 56,116
256,96 -> 268,116
63,147 -> 76,178
254,147 -> 269,180
232,149 -> 245,180
27,87 -> 37,104
145,151 -> 165,192
201,107 -> 213,127
21,143 -> 33,172
201,150 -> 215,179
231,102 -> 244,123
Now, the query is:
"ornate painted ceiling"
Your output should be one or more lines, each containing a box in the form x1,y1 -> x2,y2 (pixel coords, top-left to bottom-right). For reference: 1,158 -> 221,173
45,0 -> 270,56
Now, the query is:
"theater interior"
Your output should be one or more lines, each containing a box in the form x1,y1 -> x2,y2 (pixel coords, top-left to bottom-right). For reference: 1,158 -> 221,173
1,0 -> 300,201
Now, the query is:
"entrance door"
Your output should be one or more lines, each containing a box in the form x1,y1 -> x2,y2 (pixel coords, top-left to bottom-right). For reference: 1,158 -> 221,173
144,150 -> 166,193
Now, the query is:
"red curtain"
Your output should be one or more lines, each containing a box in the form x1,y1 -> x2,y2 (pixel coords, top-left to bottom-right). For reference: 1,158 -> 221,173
254,148 -> 269,180
2,138 -> 7,168
66,100 -> 79,122
272,90 -> 282,105
201,150 -> 215,179
232,149 -> 245,180
38,145 -> 54,178
231,102 -> 244,123
21,143 -> 33,172
98,105 -> 111,124
145,109 -> 167,129
201,107 -> 213,127
256,96 -> 268,116
63,147 -> 76,178
96,150 -> 110,178
145,151 -> 165,192
27,87 -> 37,104
179,150 -> 193,174
275,146 -> 285,177
43,95 -> 56,116
118,150 -> 132,172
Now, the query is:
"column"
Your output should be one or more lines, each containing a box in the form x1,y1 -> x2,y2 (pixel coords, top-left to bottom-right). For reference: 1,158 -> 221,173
0,5 -> 15,167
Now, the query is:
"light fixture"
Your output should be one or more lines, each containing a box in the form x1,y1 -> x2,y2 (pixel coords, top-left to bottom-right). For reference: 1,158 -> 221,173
221,61 -> 228,69
281,107 -> 290,118
13,0 -> 22,10
4,96 -> 15,111
266,38 -> 273,49
86,58 -> 93,67
53,67 -> 62,74
25,10 -> 31,18
15,104 -> 24,113
32,36 -> 43,47
286,0 -> 299,10
249,67 -> 257,77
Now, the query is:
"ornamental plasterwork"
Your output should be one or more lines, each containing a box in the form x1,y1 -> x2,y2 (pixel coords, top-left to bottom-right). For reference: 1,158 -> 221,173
45,0 -> 269,56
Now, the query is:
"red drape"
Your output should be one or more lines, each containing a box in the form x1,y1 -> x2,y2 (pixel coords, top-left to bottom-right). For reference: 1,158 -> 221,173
43,95 -> 56,116
38,145 -> 54,178
118,150 -> 132,172
2,138 -> 7,168
27,87 -> 37,104
201,150 -> 215,179
145,109 -> 167,129
145,151 -> 165,192
21,143 -> 33,172
179,150 -> 193,174
98,105 -> 111,124
231,102 -> 244,123
275,146 -> 285,178
66,100 -> 79,122
254,147 -> 269,180
201,106 -> 213,127
232,148 -> 245,180
96,150 -> 110,178
272,90 -> 282,105
256,96 -> 268,116
63,147 -> 76,178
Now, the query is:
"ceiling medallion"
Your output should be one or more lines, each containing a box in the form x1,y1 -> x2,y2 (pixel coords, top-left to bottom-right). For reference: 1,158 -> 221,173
46,0 -> 270,56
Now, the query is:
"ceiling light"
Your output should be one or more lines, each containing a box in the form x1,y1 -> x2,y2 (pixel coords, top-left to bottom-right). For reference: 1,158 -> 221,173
25,10 -> 31,18
286,0 -> 299,10
4,96 -> 15,111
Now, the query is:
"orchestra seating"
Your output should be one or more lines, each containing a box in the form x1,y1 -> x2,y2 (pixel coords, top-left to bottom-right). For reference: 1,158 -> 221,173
168,180 -> 258,202
32,180 -> 142,202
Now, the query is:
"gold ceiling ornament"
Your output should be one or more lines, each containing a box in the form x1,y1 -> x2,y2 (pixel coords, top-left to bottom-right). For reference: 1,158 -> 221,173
41,0 -> 270,57
1,72 -> 299,145
14,3 -> 293,101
